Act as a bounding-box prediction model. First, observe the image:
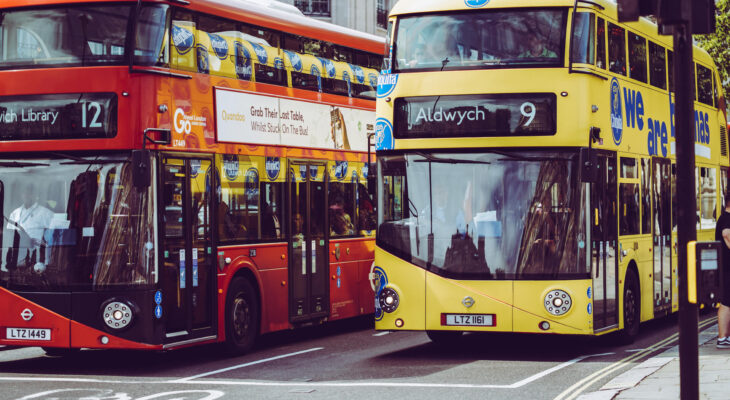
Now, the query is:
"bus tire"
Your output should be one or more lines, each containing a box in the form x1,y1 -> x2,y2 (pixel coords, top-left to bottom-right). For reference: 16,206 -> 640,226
426,330 -> 463,345
225,277 -> 259,355
618,270 -> 640,344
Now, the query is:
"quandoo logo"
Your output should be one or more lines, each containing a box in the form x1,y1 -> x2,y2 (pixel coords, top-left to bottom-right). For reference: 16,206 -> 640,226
208,33 -> 228,60
334,161 -> 348,180
196,44 -> 209,74
309,165 -> 318,179
245,168 -> 259,196
223,155 -> 239,181
172,25 -> 194,54
265,157 -> 280,180
318,57 -> 336,78
284,50 -> 302,72
274,57 -> 285,70
610,78 -> 623,145
373,266 -> 388,321
377,74 -> 398,98
249,41 -> 268,64
375,118 -> 394,150
234,42 -> 252,80
362,163 -> 369,179
311,64 -> 322,87
465,0 -> 490,8
368,73 -> 378,88
299,164 -> 307,180
351,65 -> 365,84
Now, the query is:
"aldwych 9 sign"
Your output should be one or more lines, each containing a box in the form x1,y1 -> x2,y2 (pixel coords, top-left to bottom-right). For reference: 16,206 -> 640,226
395,93 -> 556,139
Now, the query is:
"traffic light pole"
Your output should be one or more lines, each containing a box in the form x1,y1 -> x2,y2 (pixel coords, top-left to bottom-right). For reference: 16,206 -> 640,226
673,16 -> 699,400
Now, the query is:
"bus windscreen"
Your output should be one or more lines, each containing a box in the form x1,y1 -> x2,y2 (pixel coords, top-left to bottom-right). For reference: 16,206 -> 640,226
394,9 -> 566,71
377,150 -> 588,280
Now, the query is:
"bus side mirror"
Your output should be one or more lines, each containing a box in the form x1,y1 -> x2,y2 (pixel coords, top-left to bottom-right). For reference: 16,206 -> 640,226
579,148 -> 596,183
132,149 -> 151,190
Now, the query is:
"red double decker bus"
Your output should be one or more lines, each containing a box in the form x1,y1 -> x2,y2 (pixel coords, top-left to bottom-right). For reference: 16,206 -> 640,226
0,0 -> 382,354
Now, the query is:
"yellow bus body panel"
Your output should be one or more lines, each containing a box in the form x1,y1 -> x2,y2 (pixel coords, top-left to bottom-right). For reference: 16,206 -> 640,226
424,275 -> 513,332
374,247 -> 427,331
512,280 -> 593,334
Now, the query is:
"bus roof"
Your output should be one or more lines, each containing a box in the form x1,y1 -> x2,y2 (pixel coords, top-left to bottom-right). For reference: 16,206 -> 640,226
2,0 -> 385,54
388,0 -> 714,66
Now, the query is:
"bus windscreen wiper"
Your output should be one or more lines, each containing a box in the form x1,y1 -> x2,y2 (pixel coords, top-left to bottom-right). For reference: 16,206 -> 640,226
414,152 -> 491,165
0,161 -> 50,168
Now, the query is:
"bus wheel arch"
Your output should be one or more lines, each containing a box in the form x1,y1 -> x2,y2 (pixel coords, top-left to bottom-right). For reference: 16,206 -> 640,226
224,268 -> 261,355
619,263 -> 641,343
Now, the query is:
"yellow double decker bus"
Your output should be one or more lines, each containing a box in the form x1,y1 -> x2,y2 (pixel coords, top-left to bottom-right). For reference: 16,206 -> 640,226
373,0 -> 728,343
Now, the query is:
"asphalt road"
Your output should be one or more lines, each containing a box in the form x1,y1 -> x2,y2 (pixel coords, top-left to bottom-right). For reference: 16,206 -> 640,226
0,312 -> 717,400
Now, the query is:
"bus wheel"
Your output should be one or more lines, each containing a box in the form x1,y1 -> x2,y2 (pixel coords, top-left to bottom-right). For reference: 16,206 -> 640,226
426,330 -> 463,345
618,270 -> 640,344
225,277 -> 259,355
42,347 -> 80,357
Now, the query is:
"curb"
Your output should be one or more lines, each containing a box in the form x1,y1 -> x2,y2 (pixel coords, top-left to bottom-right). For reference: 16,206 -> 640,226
577,327 -> 718,400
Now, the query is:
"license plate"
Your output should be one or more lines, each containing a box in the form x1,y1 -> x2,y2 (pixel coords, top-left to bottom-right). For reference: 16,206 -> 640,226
441,313 -> 495,327
6,327 -> 51,341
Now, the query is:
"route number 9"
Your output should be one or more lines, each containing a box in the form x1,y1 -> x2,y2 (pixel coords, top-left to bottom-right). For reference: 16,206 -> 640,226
520,102 -> 536,127
81,101 -> 103,129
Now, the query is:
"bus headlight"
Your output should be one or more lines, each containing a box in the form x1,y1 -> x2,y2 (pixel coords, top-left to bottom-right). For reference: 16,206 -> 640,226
544,290 -> 572,316
378,287 -> 399,313
102,300 -> 134,330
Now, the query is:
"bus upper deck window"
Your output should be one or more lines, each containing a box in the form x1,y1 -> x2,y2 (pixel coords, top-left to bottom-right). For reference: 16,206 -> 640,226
571,13 -> 595,65
607,23 -> 626,76
649,42 -> 667,90
628,33 -> 647,83
596,17 -> 606,69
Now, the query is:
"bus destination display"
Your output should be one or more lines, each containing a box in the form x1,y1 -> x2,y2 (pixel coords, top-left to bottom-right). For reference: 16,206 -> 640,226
394,93 -> 556,139
0,93 -> 117,140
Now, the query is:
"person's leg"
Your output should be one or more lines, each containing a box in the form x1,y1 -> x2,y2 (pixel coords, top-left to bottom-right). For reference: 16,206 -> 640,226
718,304 -> 730,338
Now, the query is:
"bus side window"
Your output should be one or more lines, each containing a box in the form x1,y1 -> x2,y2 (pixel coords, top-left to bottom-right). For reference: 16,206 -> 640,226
668,50 -> 674,93
697,64 -> 715,107
628,32 -> 647,83
571,12 -> 595,65
648,42 -> 667,90
596,17 -> 606,69
607,22 -> 626,76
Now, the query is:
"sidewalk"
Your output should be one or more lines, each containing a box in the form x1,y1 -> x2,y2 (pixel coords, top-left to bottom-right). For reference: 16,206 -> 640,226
580,323 -> 730,400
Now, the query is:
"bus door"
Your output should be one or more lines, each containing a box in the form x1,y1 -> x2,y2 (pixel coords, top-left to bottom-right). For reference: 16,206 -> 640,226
652,158 -> 672,315
591,152 -> 618,331
160,157 -> 216,344
288,161 -> 329,324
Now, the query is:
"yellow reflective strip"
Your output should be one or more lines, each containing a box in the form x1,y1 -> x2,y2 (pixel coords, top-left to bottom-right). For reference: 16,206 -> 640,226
687,240 -> 697,304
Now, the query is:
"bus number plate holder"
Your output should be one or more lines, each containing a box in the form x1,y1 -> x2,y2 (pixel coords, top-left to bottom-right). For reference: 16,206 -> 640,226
441,314 -> 495,327
6,327 -> 52,341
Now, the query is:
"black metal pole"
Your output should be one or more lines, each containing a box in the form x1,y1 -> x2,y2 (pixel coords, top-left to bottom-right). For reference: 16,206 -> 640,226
673,14 -> 699,400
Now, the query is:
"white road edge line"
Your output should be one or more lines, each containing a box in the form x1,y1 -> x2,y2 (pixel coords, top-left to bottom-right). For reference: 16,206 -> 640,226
373,332 -> 390,337
171,347 -> 324,382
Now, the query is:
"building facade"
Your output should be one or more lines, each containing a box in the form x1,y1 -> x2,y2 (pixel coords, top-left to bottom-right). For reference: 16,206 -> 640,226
279,0 -> 394,37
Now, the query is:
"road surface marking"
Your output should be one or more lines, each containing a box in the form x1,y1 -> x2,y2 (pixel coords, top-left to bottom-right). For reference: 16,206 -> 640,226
171,347 -> 324,382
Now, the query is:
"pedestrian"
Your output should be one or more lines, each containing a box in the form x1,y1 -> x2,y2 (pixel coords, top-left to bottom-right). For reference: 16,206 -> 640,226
714,191 -> 730,349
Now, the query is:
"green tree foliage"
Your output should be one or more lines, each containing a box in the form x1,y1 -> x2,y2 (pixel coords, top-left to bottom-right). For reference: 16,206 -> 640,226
695,0 -> 730,114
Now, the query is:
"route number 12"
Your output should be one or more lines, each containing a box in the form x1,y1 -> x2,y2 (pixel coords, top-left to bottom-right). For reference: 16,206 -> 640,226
81,100 -> 103,129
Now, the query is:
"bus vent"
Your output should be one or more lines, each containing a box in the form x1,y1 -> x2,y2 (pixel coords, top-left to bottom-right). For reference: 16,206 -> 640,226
722,124 -> 728,157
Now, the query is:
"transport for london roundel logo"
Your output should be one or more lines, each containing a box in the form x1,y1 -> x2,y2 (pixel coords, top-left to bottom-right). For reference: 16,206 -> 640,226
610,78 -> 623,145
465,0 -> 490,8
375,118 -> 394,150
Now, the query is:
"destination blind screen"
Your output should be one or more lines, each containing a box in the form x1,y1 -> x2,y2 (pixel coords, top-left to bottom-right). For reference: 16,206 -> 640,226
0,93 -> 117,140
394,93 -> 556,139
